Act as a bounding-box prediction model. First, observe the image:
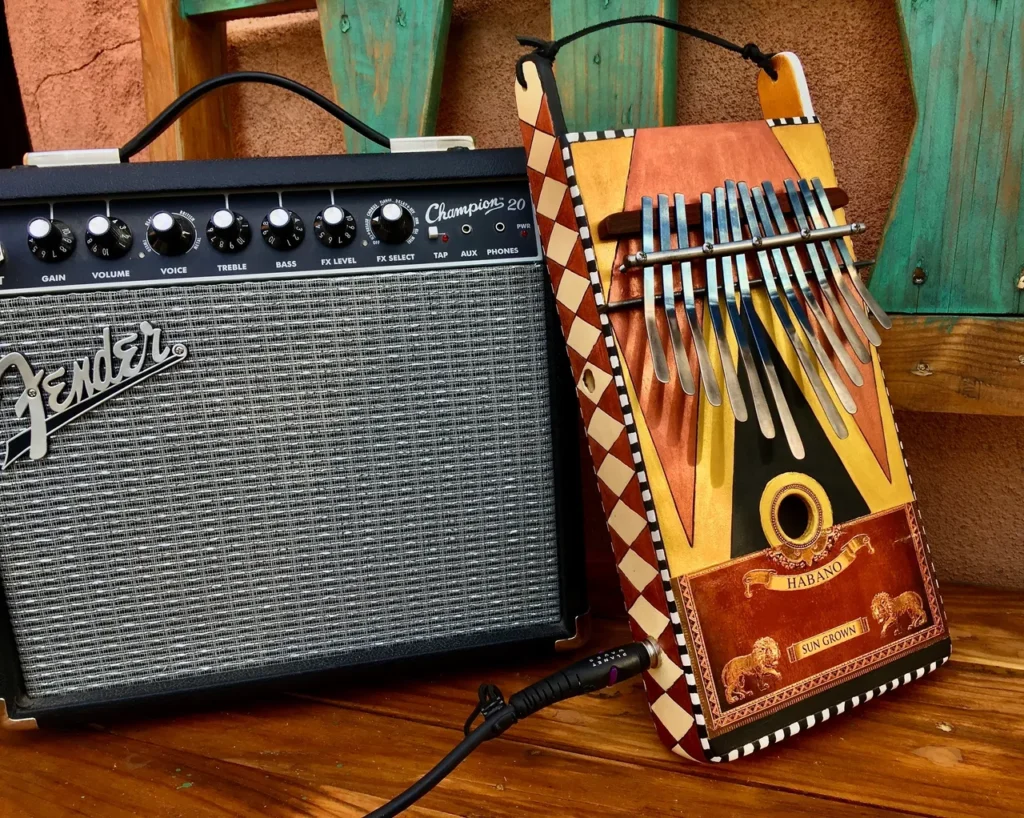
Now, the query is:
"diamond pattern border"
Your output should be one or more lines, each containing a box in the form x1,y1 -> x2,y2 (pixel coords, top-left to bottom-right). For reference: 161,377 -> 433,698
515,55 -> 703,762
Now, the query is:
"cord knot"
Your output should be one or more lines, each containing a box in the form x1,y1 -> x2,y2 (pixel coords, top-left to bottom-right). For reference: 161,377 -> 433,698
741,42 -> 778,79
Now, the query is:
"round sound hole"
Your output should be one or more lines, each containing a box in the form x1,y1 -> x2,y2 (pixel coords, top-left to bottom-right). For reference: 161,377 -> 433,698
758,473 -> 835,567
777,493 -> 813,540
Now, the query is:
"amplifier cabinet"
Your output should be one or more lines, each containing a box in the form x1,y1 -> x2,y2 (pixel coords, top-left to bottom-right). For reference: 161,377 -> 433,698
0,149 -> 585,727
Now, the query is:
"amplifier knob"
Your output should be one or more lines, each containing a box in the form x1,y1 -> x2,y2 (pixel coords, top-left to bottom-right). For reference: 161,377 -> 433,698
85,215 -> 133,260
147,211 -> 196,256
370,202 -> 414,244
261,207 -> 305,250
314,206 -> 357,248
207,209 -> 252,254
27,217 -> 76,262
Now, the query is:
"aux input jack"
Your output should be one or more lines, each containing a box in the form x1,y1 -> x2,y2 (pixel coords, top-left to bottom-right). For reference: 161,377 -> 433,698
461,224 -> 472,234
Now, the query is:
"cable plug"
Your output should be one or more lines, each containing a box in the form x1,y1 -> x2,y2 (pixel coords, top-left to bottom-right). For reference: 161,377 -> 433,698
510,640 -> 658,720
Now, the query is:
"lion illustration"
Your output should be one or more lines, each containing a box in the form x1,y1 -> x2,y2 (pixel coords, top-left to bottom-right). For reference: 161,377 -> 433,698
871,590 -> 927,637
722,637 -> 783,704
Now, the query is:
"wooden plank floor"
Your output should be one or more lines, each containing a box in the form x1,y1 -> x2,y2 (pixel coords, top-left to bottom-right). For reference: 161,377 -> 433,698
1,584 -> 1021,817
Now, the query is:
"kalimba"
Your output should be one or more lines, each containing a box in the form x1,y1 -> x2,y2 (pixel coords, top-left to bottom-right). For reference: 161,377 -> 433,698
515,38 -> 951,762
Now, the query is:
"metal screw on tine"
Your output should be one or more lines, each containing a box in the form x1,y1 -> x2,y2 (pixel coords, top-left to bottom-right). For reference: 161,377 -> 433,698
761,181 -> 863,388
786,178 -> 874,361
738,180 -> 848,440
753,182 -> 857,418
810,177 -> 892,329
797,177 -> 881,348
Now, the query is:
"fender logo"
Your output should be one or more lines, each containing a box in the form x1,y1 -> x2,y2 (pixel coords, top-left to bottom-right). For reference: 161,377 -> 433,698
0,322 -> 187,470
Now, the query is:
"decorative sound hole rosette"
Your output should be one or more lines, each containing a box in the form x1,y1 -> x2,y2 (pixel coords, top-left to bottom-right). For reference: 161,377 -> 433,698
758,473 -> 834,568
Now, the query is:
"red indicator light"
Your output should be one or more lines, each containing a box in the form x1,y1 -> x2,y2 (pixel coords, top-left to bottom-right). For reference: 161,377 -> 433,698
441,233 -> 449,242
521,229 -> 528,237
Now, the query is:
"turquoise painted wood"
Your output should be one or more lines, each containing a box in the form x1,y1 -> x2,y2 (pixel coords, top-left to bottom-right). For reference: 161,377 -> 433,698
316,0 -> 452,154
180,0 -> 452,155
872,0 -> 1024,315
550,1 -> 678,132
181,0 -> 313,18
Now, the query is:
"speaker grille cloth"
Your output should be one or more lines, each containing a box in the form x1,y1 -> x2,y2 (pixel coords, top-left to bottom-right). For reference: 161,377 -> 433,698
0,265 -> 561,698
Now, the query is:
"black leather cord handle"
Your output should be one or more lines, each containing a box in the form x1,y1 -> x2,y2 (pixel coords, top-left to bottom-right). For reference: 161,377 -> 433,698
517,14 -> 777,85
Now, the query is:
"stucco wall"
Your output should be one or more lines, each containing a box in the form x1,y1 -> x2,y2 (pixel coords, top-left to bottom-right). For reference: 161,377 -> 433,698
5,0 -> 1022,588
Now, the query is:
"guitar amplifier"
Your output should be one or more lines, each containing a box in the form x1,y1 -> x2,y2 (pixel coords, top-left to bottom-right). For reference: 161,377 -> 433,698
0,148 -> 586,728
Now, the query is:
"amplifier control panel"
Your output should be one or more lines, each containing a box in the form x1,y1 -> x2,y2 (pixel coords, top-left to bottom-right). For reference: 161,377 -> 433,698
0,179 -> 541,296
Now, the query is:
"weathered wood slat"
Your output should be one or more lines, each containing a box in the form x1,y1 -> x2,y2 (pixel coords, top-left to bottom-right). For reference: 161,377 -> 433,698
291,625 -> 1024,818
942,584 -> 1024,671
0,726 -> 407,816
180,0 -> 315,21
1,584 -> 1019,816
872,1 -> 1024,315
880,315 -> 1024,415
139,0 -> 232,161
107,699 -> 901,818
550,0 -> 678,132
315,0 -> 452,154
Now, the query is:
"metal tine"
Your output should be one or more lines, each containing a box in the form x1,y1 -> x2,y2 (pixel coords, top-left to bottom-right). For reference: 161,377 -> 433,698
641,196 -> 670,383
738,182 -> 848,440
797,177 -> 881,346
702,193 -> 748,422
762,183 -> 864,388
658,194 -> 695,395
810,176 -> 892,330
726,181 -> 803,457
715,188 -> 773,437
674,194 -> 721,407
752,186 -> 858,415
783,179 -> 872,362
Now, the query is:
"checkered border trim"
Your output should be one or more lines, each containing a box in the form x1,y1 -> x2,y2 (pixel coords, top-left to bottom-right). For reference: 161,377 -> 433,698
565,129 -> 637,143
712,655 -> 949,761
558,127 -> 951,762
557,129 -> 712,755
766,116 -> 820,127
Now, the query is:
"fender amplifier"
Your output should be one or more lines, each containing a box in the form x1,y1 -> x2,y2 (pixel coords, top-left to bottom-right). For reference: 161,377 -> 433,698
0,148 -> 585,727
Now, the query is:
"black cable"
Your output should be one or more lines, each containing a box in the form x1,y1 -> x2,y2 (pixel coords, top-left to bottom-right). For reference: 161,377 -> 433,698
366,640 -> 659,818
118,72 -> 391,162
517,14 -> 777,86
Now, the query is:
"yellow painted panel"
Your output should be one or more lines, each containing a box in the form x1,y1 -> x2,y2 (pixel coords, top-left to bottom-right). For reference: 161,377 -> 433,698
567,138 -> 634,295
691,303 -> 738,571
769,124 -> 836,187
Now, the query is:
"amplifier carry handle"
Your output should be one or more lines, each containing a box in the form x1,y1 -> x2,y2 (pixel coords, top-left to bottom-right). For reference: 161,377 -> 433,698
119,72 -> 393,162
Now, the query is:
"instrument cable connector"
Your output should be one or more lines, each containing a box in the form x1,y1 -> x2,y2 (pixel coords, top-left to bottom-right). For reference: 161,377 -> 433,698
367,639 -> 661,818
